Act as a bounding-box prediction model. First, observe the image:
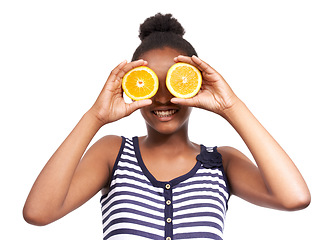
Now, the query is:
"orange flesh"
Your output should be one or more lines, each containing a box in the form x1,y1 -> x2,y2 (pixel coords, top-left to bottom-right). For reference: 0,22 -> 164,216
125,70 -> 156,97
169,65 -> 199,95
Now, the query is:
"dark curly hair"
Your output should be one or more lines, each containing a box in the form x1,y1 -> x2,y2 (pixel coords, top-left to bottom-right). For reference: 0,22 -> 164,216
132,13 -> 198,61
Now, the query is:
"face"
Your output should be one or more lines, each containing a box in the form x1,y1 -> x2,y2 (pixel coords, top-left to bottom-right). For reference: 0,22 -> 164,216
139,47 -> 192,135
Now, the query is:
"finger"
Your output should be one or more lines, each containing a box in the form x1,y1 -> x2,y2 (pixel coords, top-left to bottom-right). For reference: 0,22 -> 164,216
107,60 -> 128,82
191,55 -> 216,75
174,55 -> 195,65
175,55 -> 216,76
115,59 -> 148,81
107,59 -> 148,84
171,97 -> 200,108
174,55 -> 213,74
126,99 -> 152,116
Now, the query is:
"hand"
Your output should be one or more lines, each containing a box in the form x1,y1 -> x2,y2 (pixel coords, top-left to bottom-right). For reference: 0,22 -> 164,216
171,55 -> 240,117
89,60 -> 152,125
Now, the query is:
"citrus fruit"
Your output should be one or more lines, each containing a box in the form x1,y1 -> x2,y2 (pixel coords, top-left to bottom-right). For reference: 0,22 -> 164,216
166,63 -> 202,98
122,66 -> 159,101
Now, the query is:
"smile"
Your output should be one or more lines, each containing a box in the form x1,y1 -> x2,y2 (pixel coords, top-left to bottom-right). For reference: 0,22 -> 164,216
153,109 -> 178,118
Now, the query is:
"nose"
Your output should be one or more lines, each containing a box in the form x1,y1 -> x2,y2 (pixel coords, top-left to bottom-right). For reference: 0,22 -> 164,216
152,78 -> 174,104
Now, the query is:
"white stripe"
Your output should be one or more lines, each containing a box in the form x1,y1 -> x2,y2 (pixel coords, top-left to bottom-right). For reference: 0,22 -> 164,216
120,153 -> 138,162
125,138 -> 133,144
173,187 -> 228,206
124,140 -> 134,148
173,215 -> 224,229
102,191 -> 161,215
173,224 -> 223,236
114,168 -> 148,181
106,201 -> 163,222
101,188 -> 164,220
103,215 -> 164,237
173,187 -> 229,204
122,147 -> 135,155
112,172 -> 164,194
118,160 -> 141,170
173,183 -> 229,200
105,234 -> 154,240
173,206 -> 225,221
180,170 -> 226,185
173,198 -> 226,215
173,180 -> 228,194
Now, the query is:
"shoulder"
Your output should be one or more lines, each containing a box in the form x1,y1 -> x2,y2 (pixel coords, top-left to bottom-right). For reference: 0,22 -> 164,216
217,146 -> 260,195
86,135 -> 123,170
217,146 -> 255,174
95,135 -> 123,147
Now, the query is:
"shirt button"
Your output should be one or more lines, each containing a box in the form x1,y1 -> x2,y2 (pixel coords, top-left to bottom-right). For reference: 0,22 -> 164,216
165,184 -> 171,190
166,200 -> 171,205
166,217 -> 172,223
166,237 -> 172,240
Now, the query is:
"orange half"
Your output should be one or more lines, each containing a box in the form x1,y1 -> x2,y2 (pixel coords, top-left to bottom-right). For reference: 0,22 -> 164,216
166,63 -> 202,98
122,66 -> 159,101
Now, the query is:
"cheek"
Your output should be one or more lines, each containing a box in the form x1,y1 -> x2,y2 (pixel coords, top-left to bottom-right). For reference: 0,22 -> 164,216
181,107 -> 193,119
140,107 -> 151,123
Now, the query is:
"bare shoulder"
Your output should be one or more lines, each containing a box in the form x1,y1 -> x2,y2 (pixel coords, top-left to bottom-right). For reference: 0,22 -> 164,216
217,146 -> 264,199
217,146 -> 253,171
84,135 -> 123,171
93,135 -> 122,152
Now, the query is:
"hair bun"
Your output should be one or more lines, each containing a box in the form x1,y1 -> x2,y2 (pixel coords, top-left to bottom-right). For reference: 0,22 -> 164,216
139,13 -> 185,41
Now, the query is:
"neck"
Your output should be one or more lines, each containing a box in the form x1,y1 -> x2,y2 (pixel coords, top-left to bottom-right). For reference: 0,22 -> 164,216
143,122 -> 191,149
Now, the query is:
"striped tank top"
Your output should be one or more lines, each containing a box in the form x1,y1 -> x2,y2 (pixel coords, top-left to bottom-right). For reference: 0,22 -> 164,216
100,137 -> 230,240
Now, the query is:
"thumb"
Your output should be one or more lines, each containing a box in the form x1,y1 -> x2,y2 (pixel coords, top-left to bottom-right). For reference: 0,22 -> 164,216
126,99 -> 152,116
171,97 -> 200,108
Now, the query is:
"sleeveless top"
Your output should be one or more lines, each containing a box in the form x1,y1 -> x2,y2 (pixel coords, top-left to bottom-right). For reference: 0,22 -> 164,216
100,137 -> 230,240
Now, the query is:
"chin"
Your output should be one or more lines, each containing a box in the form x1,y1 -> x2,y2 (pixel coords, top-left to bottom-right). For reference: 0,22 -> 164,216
153,124 -> 183,135
144,118 -> 190,136
141,106 -> 192,136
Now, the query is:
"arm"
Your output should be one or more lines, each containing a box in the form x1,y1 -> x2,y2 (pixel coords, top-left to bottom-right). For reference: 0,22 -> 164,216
220,101 -> 311,210
23,60 -> 152,225
172,55 -> 311,211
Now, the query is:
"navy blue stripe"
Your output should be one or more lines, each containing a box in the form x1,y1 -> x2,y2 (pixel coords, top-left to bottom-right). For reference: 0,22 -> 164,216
178,173 -> 228,192
121,151 -> 136,158
173,186 -> 228,205
109,182 -> 163,200
174,220 -> 223,232
101,190 -> 164,212
181,170 -> 225,182
174,202 -> 224,217
102,197 -> 163,217
173,211 -> 224,222
103,208 -> 164,232
177,173 -> 226,187
104,228 -> 162,240
106,217 -> 164,231
111,173 -> 159,189
114,165 -> 143,177
173,194 -> 227,212
123,144 -> 134,152
174,232 -> 223,240
174,181 -> 228,197
119,156 -> 139,167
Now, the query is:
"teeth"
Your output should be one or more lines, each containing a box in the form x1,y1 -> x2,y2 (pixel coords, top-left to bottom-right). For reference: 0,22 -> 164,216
153,109 -> 178,118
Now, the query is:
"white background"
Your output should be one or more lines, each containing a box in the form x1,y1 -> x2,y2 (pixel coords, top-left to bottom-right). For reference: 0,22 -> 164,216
1,0 -> 325,239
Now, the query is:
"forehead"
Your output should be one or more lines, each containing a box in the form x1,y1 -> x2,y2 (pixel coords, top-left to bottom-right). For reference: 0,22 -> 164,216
140,47 -> 184,75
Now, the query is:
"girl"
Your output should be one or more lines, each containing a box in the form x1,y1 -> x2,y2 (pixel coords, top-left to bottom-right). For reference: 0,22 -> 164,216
23,13 -> 310,240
